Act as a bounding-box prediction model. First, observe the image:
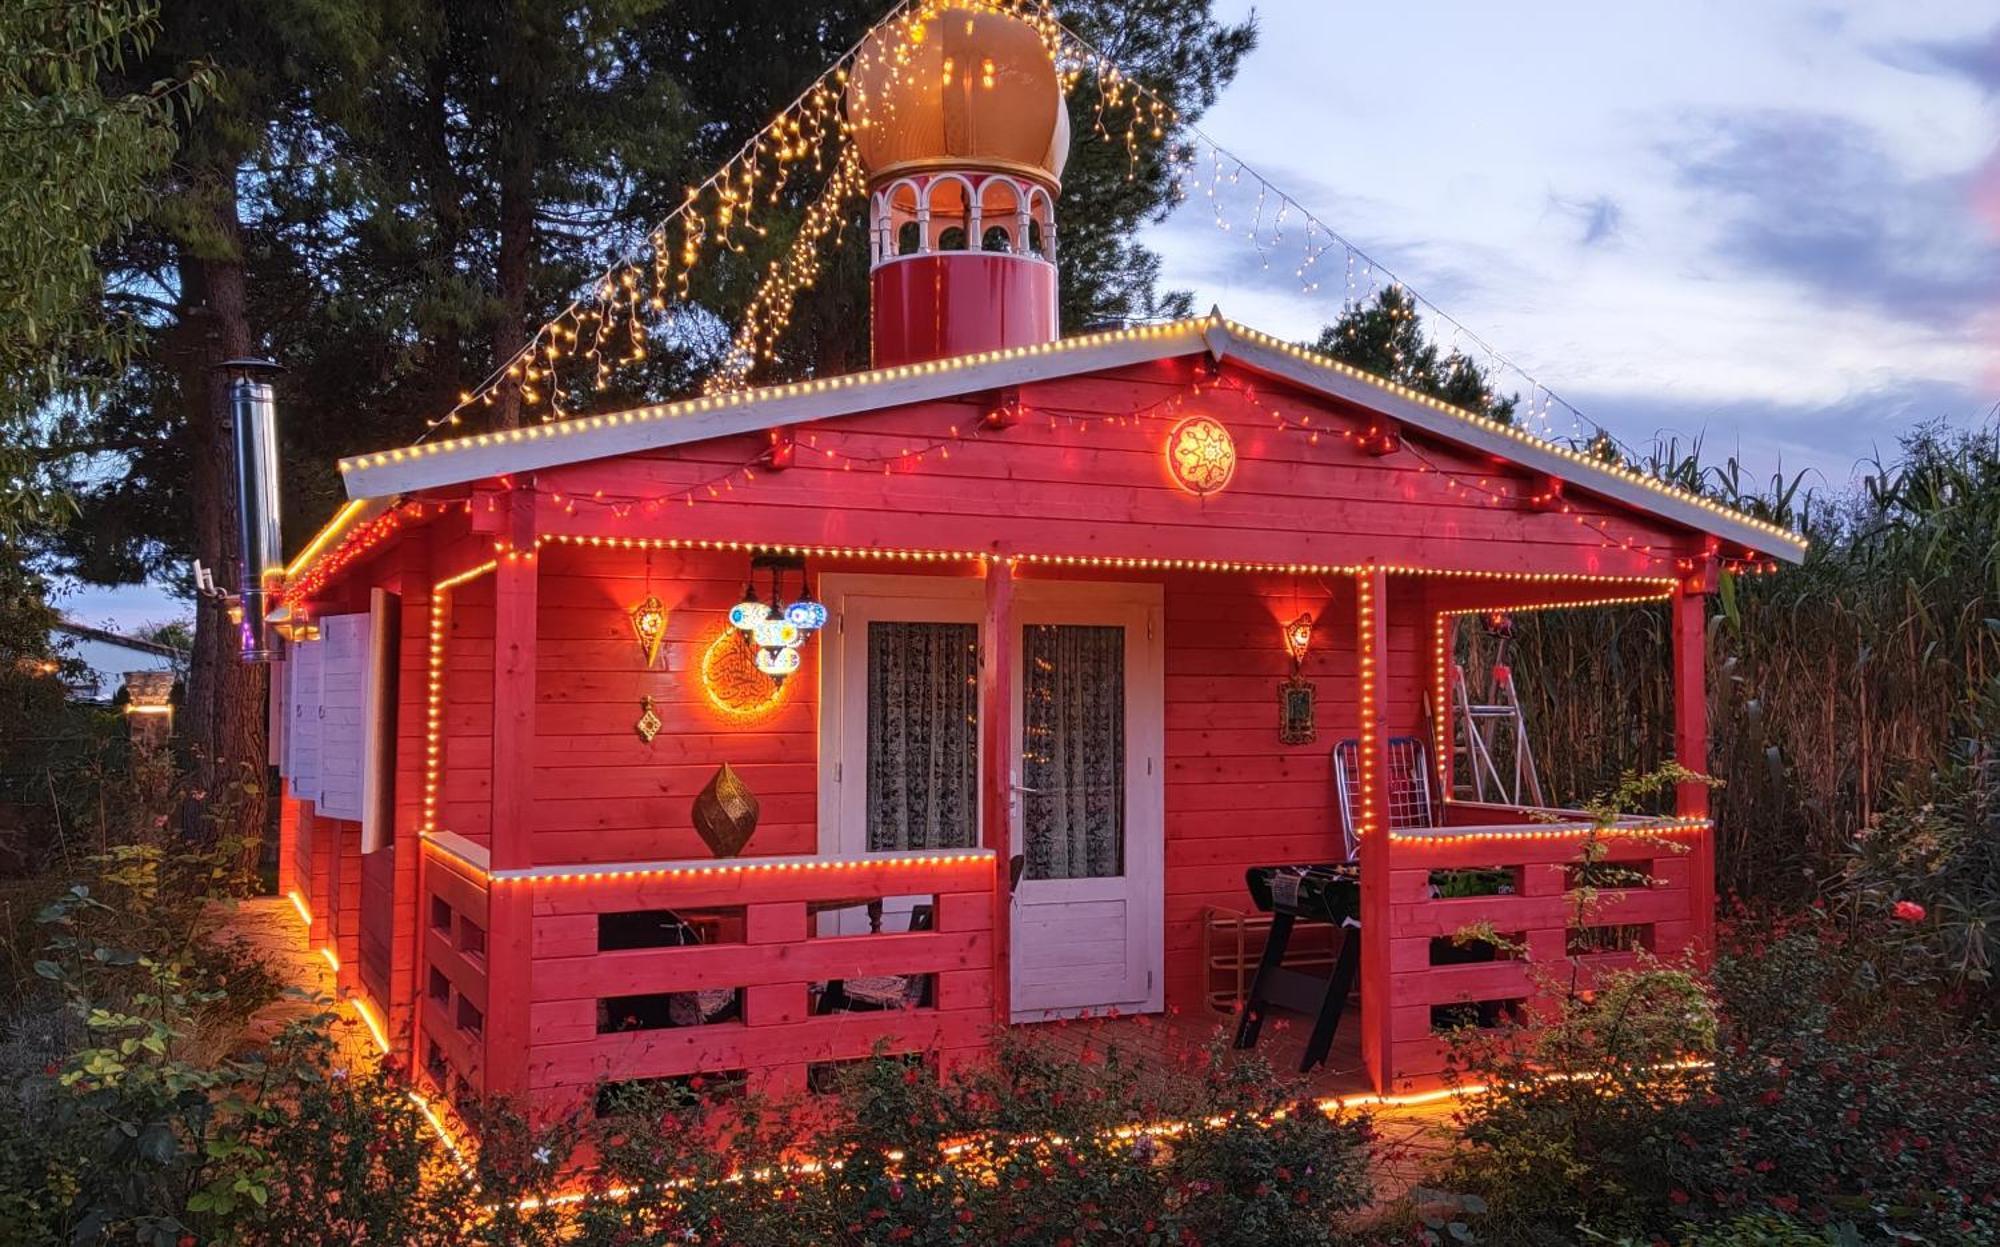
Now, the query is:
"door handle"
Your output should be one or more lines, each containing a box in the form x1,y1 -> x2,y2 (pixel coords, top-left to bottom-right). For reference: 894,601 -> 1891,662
1011,783 -> 1049,795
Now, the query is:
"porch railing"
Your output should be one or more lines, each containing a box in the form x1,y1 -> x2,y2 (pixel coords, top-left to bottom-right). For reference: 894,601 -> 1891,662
1381,804 -> 1706,1084
420,833 -> 997,1111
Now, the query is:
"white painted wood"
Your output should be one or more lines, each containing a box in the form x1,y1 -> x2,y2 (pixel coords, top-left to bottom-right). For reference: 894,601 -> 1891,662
315,612 -> 370,821
816,573 -> 985,936
337,325 -> 1205,499
287,637 -> 323,804
1007,580 -> 1165,1021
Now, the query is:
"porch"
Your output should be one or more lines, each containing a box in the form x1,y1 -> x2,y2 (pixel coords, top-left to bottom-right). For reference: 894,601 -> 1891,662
408,541 -> 1713,1113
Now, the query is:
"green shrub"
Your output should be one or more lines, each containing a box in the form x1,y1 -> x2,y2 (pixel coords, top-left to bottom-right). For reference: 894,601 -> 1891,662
570,1027 -> 1376,1246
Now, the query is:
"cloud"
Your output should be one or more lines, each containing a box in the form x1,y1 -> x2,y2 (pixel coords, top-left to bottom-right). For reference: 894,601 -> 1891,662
1574,375 -> 1993,492
1671,110 -> 2000,328
1545,193 -> 1623,247
1884,22 -> 2000,96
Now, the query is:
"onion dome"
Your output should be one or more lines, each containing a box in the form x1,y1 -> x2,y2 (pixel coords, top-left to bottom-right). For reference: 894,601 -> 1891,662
846,6 -> 1071,188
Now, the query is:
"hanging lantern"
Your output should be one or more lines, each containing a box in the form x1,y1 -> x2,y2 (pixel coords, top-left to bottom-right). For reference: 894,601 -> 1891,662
784,593 -> 828,632
728,586 -> 770,632
628,594 -> 670,667
753,618 -> 801,650
1165,414 -> 1237,496
755,645 -> 802,681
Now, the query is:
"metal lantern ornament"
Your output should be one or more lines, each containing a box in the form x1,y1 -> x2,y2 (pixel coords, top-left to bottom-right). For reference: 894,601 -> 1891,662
629,594 -> 670,667
691,762 -> 761,858
1281,613 -> 1314,673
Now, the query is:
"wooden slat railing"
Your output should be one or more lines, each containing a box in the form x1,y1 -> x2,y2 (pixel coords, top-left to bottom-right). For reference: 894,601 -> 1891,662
1382,813 -> 1705,1085
421,834 -> 996,1115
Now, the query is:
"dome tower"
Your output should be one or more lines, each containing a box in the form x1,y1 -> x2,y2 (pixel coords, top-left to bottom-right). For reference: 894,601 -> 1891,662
846,7 -> 1069,368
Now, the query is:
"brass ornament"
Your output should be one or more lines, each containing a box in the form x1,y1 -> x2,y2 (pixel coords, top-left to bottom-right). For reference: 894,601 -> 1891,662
634,695 -> 663,743
629,594 -> 670,667
691,762 -> 761,858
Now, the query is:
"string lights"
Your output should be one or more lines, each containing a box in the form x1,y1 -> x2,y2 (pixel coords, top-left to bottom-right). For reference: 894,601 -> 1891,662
310,0 -> 1808,568
422,561 -> 499,834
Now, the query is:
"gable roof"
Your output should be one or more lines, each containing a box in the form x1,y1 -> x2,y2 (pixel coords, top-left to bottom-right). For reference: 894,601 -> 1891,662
332,311 -> 1806,562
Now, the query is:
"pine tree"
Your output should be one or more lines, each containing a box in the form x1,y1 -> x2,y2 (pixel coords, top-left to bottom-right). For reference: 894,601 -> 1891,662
1312,286 -> 1519,424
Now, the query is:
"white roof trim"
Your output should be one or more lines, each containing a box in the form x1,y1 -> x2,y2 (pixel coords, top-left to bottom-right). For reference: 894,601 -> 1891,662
335,312 -> 1805,560
338,321 -> 1206,498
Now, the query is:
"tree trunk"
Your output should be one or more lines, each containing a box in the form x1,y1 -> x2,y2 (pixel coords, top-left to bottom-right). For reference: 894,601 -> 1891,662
180,169 -> 270,869
490,133 -> 534,431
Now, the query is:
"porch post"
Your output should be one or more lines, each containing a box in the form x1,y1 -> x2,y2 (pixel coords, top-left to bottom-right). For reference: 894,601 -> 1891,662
485,491 -> 538,1098
1671,580 -> 1714,957
980,554 -> 1015,1025
1355,569 -> 1394,1093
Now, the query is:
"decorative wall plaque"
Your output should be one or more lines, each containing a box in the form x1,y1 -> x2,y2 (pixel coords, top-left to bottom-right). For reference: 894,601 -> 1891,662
1278,677 -> 1317,745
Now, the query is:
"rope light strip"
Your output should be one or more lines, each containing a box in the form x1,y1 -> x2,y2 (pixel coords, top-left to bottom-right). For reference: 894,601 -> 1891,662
419,832 -> 992,886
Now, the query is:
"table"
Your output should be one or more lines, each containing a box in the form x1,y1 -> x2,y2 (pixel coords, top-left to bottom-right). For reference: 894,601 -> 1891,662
1231,863 -> 1362,1072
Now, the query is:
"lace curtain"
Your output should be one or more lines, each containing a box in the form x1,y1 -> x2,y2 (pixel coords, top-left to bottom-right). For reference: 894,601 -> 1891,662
1021,624 -> 1125,879
866,621 -> 979,851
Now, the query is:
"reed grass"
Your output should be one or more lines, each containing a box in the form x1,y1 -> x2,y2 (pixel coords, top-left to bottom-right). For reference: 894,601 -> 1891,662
1481,424 -> 2000,900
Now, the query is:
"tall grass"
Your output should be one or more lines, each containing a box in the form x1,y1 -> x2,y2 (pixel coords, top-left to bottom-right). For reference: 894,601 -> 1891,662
1491,424 -> 2000,900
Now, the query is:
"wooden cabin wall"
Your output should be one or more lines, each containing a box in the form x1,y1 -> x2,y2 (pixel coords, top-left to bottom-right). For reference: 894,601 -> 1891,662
1157,573 -> 1428,1016
529,542 -> 819,866
531,358 -> 1696,583
483,546 -> 1438,1022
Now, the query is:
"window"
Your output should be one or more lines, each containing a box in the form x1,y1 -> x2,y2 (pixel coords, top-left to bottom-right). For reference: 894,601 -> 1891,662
937,225 -> 967,252
1020,625 -> 1125,879
981,225 -> 1012,253
896,221 -> 921,256
866,622 -> 979,852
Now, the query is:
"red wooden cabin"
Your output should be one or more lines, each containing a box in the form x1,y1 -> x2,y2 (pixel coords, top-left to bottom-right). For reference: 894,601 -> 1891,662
262,8 -> 1805,1123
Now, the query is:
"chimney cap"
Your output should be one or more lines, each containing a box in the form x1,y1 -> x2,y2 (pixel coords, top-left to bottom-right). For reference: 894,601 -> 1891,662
215,356 -> 284,376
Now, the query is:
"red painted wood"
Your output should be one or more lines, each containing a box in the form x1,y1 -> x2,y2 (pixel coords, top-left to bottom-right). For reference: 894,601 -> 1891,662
1673,584 -> 1714,958
527,1009 -> 990,1091
872,252 -> 1058,367
1355,571 -> 1393,1093
981,555 -> 1015,1024
530,930 -> 993,1000
483,507 -> 540,1098
285,350 -> 1766,1118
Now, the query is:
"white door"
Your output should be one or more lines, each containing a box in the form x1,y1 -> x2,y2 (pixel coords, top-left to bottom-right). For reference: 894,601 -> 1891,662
817,575 -> 985,936
1009,583 -> 1163,1020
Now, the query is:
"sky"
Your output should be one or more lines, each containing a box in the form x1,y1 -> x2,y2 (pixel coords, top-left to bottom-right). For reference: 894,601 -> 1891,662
55,0 -> 2000,634
1145,0 -> 2000,491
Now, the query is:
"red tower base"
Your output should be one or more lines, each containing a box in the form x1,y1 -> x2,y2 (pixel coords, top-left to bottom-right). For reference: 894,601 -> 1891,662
871,254 -> 1057,368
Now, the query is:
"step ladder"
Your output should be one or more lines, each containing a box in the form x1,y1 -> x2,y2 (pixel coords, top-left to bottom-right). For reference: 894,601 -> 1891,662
1450,657 -> 1545,807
